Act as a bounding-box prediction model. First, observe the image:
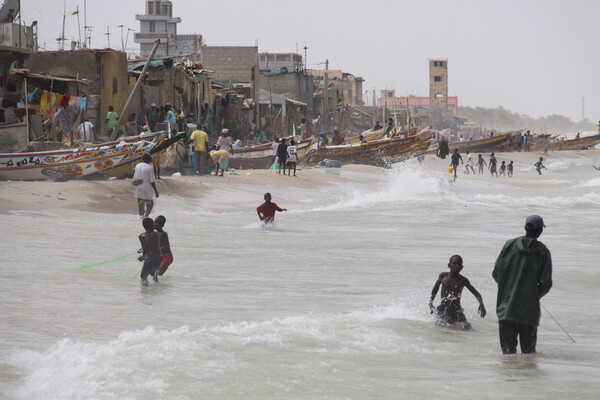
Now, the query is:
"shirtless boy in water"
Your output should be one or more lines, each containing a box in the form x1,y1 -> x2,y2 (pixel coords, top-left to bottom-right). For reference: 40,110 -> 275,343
429,255 -> 486,328
138,217 -> 162,286
154,215 -> 173,277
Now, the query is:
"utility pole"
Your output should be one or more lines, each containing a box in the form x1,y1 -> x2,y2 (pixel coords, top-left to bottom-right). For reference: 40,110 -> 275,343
372,86 -> 376,125
323,59 -> 329,130
303,46 -> 307,71
105,26 -> 111,48
83,0 -> 87,48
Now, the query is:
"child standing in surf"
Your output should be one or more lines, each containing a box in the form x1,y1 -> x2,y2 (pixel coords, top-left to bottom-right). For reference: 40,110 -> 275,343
154,215 -> 173,277
138,217 -> 162,286
429,255 -> 486,328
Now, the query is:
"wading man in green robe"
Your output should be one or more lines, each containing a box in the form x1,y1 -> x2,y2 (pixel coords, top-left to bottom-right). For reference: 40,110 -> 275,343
492,215 -> 553,354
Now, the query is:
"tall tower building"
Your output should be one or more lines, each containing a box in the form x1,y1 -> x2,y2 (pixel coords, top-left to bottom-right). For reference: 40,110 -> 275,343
429,59 -> 448,113
134,0 -> 202,58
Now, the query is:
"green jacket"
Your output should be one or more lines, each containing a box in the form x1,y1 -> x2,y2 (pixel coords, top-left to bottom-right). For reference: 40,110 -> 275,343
492,236 -> 552,326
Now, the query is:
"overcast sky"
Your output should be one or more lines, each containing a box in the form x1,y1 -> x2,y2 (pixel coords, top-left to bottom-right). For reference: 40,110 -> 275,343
18,0 -> 600,122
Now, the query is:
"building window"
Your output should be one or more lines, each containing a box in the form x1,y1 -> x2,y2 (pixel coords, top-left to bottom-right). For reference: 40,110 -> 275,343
162,4 -> 168,16
267,54 -> 275,61
434,76 -> 442,82
149,21 -> 155,33
148,2 -> 154,14
113,77 -> 118,94
386,92 -> 393,98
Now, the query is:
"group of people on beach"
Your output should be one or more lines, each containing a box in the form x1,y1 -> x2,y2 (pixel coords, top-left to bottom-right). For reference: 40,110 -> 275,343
429,215 -> 553,354
269,138 -> 299,176
449,149 -> 547,180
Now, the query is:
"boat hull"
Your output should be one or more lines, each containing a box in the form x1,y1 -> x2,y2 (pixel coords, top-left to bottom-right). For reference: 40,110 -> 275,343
0,141 -> 155,180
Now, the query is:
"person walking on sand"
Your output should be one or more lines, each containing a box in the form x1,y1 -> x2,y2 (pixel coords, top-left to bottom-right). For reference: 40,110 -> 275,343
465,150 -> 476,175
429,255 -> 486,329
476,154 -> 487,174
269,138 -> 280,168
450,149 -> 463,181
493,215 -> 552,354
154,215 -> 173,277
189,123 -> 209,175
256,192 -> 287,224
535,157 -> 546,175
286,139 -> 298,177
138,217 -> 162,286
277,138 -> 288,175
134,152 -> 159,218
489,152 -> 498,177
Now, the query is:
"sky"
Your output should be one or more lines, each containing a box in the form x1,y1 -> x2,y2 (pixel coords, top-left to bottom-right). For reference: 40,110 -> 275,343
17,0 -> 600,122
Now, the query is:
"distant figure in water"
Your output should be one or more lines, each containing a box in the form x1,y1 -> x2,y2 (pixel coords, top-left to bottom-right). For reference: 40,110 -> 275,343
535,157 -> 546,175
154,215 -> 173,277
507,161 -> 514,177
256,192 -> 287,224
450,149 -> 463,181
499,160 -> 507,176
489,152 -> 498,177
138,217 -> 162,286
429,255 -> 486,328
464,150 -> 476,175
476,154 -> 487,174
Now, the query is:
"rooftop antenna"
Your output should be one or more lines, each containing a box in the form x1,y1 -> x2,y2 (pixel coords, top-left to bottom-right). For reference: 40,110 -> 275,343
59,0 -> 67,50
72,5 -> 81,49
104,26 -> 111,48
84,25 -> 93,48
83,0 -> 87,47
117,24 -> 125,51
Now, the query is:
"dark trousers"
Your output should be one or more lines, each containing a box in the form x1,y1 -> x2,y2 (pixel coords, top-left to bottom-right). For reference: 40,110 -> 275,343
140,255 -> 162,280
137,198 -> 154,217
195,151 -> 207,175
499,320 -> 538,354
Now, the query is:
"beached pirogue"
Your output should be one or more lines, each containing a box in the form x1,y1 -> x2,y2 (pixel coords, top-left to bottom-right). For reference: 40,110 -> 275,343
227,137 -> 315,169
307,127 -> 434,167
0,131 -> 185,181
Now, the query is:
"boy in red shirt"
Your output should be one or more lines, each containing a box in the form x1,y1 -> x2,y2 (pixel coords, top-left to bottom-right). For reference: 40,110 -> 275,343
256,192 -> 287,223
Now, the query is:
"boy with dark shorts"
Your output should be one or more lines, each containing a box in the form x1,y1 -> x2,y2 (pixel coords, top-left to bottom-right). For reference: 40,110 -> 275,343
507,161 -> 514,177
154,215 -> 173,277
138,217 -> 162,286
450,149 -> 463,181
489,152 -> 498,177
535,157 -> 546,175
429,255 -> 486,328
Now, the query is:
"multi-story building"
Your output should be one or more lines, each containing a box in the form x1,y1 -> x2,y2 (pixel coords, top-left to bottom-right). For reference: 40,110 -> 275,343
378,59 -> 457,117
134,0 -> 202,58
258,52 -> 303,71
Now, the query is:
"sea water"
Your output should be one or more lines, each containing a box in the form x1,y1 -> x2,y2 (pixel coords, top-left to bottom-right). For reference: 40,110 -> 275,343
1,153 -> 600,399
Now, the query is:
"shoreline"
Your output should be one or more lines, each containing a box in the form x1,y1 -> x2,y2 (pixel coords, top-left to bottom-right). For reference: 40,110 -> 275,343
1,149 -> 599,216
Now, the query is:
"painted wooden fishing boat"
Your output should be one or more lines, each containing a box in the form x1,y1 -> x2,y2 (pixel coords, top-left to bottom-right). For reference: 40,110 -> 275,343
0,140 -> 155,180
227,138 -> 315,169
307,131 -> 433,167
447,133 -> 512,153
530,134 -> 600,151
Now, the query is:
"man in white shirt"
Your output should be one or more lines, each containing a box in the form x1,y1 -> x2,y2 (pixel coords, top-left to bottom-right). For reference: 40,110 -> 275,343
134,152 -> 160,218
78,118 -> 95,142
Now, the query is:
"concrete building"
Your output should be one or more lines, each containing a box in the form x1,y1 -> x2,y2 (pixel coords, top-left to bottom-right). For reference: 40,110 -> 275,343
134,0 -> 202,57
258,52 -> 303,71
379,90 -> 458,116
200,45 -> 260,129
24,49 -> 129,139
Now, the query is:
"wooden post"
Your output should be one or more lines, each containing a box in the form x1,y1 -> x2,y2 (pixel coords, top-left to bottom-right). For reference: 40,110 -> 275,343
110,39 -> 161,141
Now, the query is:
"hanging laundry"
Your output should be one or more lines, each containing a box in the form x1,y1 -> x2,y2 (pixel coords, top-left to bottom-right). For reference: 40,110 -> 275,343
80,97 -> 87,110
60,95 -> 70,109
